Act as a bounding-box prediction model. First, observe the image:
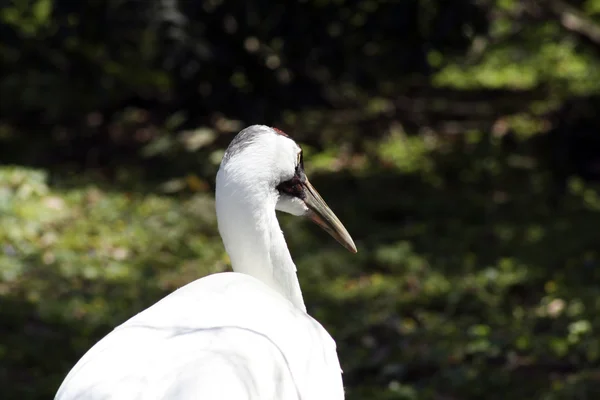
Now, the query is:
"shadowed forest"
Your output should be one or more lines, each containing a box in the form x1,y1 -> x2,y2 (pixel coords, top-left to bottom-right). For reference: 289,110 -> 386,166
2,0 -> 600,399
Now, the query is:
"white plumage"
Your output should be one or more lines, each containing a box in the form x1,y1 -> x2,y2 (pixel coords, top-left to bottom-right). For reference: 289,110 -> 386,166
55,125 -> 356,400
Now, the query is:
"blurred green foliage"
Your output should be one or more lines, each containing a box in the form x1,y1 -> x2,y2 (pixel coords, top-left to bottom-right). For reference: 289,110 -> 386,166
2,0 -> 600,399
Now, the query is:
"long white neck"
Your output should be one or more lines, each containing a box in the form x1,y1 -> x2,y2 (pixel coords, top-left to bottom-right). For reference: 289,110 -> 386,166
215,174 -> 306,312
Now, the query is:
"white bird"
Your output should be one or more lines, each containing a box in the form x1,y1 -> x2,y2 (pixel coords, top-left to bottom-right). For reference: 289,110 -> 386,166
55,125 -> 357,400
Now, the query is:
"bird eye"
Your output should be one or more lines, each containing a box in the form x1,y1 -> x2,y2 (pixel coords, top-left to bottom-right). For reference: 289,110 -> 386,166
277,176 -> 305,199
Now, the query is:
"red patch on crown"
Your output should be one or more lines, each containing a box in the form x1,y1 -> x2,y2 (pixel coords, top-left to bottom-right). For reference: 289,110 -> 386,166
272,127 -> 289,137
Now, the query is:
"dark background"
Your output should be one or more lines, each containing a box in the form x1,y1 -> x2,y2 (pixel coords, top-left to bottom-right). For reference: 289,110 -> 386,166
2,0 -> 600,399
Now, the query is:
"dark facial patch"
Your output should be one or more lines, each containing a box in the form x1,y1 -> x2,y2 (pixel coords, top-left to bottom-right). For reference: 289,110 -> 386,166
276,153 -> 306,199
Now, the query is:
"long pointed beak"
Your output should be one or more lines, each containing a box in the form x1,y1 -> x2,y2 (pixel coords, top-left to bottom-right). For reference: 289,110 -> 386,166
303,179 -> 357,253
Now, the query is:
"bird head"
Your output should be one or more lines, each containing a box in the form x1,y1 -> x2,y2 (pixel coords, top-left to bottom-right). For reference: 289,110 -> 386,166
218,125 -> 357,253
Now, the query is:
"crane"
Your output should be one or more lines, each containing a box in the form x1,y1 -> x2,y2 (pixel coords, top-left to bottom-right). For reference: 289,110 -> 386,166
55,125 -> 357,399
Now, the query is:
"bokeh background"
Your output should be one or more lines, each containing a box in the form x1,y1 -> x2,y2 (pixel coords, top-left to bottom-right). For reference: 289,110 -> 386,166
2,0 -> 600,399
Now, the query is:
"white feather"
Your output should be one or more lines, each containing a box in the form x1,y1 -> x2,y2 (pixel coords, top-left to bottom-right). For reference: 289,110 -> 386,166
55,125 -> 345,400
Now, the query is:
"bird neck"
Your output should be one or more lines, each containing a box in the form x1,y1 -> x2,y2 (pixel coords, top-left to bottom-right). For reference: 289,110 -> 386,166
216,181 -> 306,312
